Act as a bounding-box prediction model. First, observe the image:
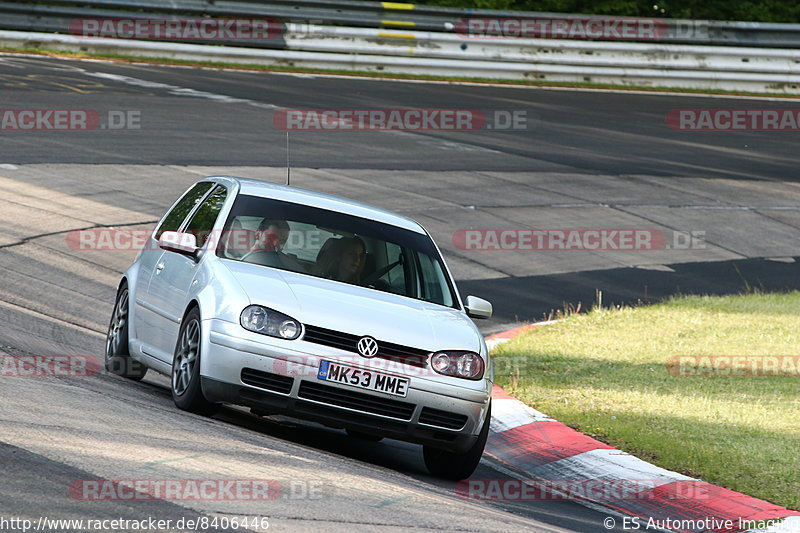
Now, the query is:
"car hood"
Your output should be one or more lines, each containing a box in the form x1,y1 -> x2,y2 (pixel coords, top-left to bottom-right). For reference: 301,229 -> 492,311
221,259 -> 481,353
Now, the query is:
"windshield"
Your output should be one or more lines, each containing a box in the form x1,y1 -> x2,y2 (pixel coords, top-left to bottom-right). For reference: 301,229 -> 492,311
216,194 -> 458,308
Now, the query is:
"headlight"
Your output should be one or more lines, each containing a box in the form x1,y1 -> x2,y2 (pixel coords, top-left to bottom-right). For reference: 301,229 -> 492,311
430,351 -> 485,380
240,305 -> 302,340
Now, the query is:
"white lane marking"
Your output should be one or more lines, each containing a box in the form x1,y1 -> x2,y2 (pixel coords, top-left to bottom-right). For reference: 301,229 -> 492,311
80,71 -> 279,109
527,448 -> 695,488
635,264 -> 676,272
80,71 -> 503,154
425,139 -> 502,154
0,57 -> 26,68
0,164 -> 18,170
0,53 -> 279,110
490,398 -> 553,432
79,71 -> 497,152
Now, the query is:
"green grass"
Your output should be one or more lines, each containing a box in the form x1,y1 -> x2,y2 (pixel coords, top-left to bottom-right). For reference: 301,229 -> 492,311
492,292 -> 800,510
5,46 -> 800,99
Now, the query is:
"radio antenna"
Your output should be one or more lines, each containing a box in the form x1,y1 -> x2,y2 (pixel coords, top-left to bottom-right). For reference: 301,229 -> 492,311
286,131 -> 291,186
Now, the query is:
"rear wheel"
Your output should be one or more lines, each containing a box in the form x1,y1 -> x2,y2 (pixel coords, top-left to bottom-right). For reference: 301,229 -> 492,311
172,307 -> 217,416
423,404 -> 491,480
105,283 -> 147,381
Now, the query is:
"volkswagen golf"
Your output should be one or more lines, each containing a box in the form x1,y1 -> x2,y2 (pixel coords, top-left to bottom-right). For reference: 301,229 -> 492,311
105,176 -> 493,479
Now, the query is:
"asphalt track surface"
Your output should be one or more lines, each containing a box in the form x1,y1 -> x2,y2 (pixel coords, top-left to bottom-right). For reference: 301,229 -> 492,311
0,54 -> 799,532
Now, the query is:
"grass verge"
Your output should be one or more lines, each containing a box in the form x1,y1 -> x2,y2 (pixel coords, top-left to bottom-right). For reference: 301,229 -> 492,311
491,292 -> 800,510
3,46 -> 800,99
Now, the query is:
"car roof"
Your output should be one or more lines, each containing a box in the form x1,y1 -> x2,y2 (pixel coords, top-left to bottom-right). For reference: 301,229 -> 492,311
208,176 -> 427,234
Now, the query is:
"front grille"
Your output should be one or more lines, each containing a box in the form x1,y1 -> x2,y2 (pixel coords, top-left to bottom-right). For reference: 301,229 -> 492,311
303,325 -> 430,368
241,368 -> 294,394
419,407 -> 468,430
298,381 -> 415,420
302,325 -> 354,352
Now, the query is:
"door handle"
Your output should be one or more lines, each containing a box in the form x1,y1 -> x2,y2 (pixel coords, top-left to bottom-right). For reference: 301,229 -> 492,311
155,262 -> 165,274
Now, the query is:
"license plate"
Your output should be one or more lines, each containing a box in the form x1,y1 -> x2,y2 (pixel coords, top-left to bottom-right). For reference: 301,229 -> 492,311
317,360 -> 409,398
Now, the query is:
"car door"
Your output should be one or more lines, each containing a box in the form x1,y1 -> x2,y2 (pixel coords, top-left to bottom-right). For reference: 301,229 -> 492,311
145,184 -> 228,360
135,182 -> 214,357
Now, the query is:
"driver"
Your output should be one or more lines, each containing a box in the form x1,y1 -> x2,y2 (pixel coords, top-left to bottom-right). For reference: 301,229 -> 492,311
243,219 -> 306,273
251,219 -> 290,252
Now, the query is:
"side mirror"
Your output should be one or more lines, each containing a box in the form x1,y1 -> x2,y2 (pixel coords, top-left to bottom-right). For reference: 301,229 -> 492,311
464,295 -> 492,319
159,231 -> 198,257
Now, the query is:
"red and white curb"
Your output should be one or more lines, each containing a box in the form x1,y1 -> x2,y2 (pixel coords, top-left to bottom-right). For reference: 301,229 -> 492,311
484,321 -> 557,351
482,325 -> 800,533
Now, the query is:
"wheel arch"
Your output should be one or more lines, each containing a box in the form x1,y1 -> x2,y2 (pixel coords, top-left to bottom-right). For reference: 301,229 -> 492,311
181,299 -> 201,323
181,297 -> 212,379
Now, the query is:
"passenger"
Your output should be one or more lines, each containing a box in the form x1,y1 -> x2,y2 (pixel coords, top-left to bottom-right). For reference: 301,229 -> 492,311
313,237 -> 366,284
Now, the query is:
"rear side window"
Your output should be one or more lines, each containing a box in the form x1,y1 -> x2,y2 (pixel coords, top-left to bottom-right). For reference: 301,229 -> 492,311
154,182 -> 213,239
183,185 -> 228,247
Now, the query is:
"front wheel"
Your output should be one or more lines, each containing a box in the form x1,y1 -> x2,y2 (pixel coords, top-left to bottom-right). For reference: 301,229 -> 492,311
105,283 -> 147,381
171,307 -> 217,416
423,404 -> 491,480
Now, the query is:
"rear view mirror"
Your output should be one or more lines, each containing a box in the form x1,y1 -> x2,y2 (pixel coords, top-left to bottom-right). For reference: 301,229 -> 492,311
464,295 -> 492,319
159,231 -> 198,256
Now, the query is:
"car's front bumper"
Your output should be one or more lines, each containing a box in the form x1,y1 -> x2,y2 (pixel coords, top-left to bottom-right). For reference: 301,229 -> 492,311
201,319 -> 492,453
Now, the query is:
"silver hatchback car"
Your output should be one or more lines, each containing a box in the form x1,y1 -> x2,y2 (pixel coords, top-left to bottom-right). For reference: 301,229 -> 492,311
106,176 -> 494,479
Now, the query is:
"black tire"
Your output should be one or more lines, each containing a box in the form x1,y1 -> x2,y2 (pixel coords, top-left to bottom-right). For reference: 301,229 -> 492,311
346,429 -> 384,442
105,283 -> 147,381
423,404 -> 491,480
171,307 -> 218,416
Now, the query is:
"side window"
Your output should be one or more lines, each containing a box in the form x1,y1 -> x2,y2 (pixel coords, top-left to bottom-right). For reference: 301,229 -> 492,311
184,185 -> 228,247
417,253 -> 453,307
154,182 -> 213,239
